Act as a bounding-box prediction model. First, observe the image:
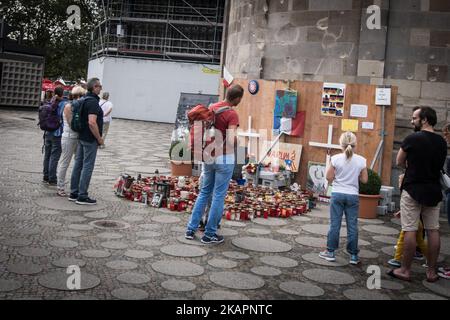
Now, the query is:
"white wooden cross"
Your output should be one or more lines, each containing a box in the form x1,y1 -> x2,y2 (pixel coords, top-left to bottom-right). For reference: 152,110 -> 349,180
308,124 -> 341,167
238,116 -> 261,156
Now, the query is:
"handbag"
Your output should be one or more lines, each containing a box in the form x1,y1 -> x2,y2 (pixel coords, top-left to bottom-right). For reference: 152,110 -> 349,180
439,170 -> 450,191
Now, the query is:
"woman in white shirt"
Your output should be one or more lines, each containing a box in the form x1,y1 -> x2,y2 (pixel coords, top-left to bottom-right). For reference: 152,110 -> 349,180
99,92 -> 113,149
319,132 -> 368,265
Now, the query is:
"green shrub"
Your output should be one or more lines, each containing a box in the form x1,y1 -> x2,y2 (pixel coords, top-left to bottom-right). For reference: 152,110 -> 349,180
359,168 -> 382,195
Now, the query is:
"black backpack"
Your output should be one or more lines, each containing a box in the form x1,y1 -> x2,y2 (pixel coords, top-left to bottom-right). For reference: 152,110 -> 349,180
70,96 -> 94,132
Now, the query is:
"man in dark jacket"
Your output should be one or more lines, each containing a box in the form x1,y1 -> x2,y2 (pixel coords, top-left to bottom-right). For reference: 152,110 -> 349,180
69,77 -> 104,205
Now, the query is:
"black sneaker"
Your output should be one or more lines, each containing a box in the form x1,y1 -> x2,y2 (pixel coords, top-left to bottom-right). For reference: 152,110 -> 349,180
198,221 -> 206,231
201,234 -> 224,244
48,181 -> 57,186
185,230 -> 195,240
68,194 -> 78,202
76,198 -> 97,205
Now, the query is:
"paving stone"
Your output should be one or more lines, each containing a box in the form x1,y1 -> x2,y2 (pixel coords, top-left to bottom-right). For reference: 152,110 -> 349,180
36,197 -> 107,212
224,221 -> 247,228
358,218 -> 385,224
52,258 -> 86,268
209,272 -> 265,290
260,255 -> 298,268
308,210 -> 329,218
136,231 -> 162,238
90,220 -> 130,230
303,269 -> 355,285
129,208 -> 152,215
151,215 -> 181,224
96,232 -> 124,240
247,228 -> 271,235
252,218 -> 288,226
7,262 -> 42,275
381,246 -> 396,256
390,218 -> 401,226
358,239 -> 371,246
362,225 -> 400,235
124,250 -> 154,259
222,251 -> 250,260
62,295 -> 98,300
373,236 -> 398,245
251,266 -> 282,276
301,224 -> 346,237
1,238 -> 32,247
208,259 -> 238,269
440,237 -> 450,255
343,288 -> 391,300
38,271 -> 101,291
18,247 -> 50,257
176,236 -> 208,246
302,252 -> 349,267
38,209 -> 60,215
202,290 -> 249,300
117,272 -> 151,285
276,228 -> 300,235
357,249 -> 379,259
136,239 -> 163,247
9,214 -> 34,221
408,292 -> 448,300
106,260 -> 138,270
218,228 -> 239,236
56,231 -> 84,238
279,281 -> 325,297
421,279 -> 450,297
381,280 -> 405,290
0,253 -> 9,263
171,226 -> 186,233
0,279 -> 23,292
151,260 -> 204,277
160,244 -> 207,257
80,250 -> 111,258
37,220 -> 62,227
162,279 -> 196,292
61,216 -> 88,223
232,237 -> 292,253
84,212 -> 109,219
295,236 -> 327,248
139,223 -> 161,230
68,224 -> 95,231
49,239 -> 79,249
290,216 -> 311,222
111,288 -> 148,300
16,227 -> 42,235
122,215 -> 145,222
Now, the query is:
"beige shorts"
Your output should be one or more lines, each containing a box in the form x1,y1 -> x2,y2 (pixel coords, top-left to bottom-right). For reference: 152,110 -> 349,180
400,191 -> 440,232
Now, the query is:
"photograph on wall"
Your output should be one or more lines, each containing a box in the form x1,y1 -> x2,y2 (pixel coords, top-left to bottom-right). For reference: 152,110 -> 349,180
274,90 -> 298,118
307,161 -> 328,195
321,83 -> 346,117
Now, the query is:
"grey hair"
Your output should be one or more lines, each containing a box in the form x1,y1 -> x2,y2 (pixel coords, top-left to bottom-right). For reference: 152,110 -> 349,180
102,92 -> 110,100
87,77 -> 100,92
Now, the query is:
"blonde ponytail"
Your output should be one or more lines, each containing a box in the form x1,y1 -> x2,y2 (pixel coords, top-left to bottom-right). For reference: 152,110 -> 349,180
339,131 -> 357,160
344,144 -> 353,159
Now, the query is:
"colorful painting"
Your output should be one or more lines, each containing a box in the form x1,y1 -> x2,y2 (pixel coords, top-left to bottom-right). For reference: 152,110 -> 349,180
262,142 -> 302,172
274,90 -> 298,118
307,161 -> 328,195
321,83 -> 346,117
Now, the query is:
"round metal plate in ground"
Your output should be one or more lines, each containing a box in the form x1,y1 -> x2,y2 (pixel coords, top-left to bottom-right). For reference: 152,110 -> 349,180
224,221 -> 247,228
7,262 -> 42,275
218,228 -> 239,236
151,260 -> 204,277
49,239 -> 79,249
124,250 -> 154,259
202,290 -> 249,300
260,255 -> 298,268
162,279 -> 196,292
1,238 -> 32,247
301,224 -> 346,237
209,272 -> 265,290
56,231 -> 84,238
36,197 -> 107,212
52,258 -> 86,268
136,231 -> 162,238
232,237 -> 292,253
0,279 -> 22,292
276,228 -> 300,235
139,223 -> 161,230
380,280 -> 405,290
80,249 -> 111,258
96,232 -> 123,240
343,288 -> 391,300
18,247 -> 50,257
38,271 -> 100,291
294,236 -> 327,248
358,218 -> 385,224
101,241 -> 128,250
68,224 -> 94,231
111,288 -> 148,300
372,235 -> 398,245
421,279 -> 450,297
84,212 -> 108,219
37,220 -> 62,227
106,260 -> 138,270
208,259 -> 238,269
222,251 -> 250,260
61,216 -> 87,223
117,272 -> 151,285
291,216 -> 311,222
252,218 -> 288,227
279,281 -> 325,297
251,266 -> 282,276
89,220 -> 130,230
302,252 -> 349,267
176,236 -> 207,246
160,244 -> 207,258
408,292 -> 447,300
362,225 -> 399,235
122,215 -> 144,223
303,269 -> 355,285
247,228 -> 271,235
136,239 -> 163,247
151,215 -> 181,224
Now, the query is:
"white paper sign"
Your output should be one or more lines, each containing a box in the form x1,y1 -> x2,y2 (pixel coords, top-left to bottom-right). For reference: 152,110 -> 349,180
350,104 -> 368,118
362,122 -> 374,130
375,88 -> 391,106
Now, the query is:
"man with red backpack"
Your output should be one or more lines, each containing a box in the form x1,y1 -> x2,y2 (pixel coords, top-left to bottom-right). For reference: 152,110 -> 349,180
185,84 -> 244,244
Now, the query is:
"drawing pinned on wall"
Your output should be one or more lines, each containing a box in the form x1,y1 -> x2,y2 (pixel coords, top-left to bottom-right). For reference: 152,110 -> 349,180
307,162 -> 328,195
341,119 -> 359,132
321,83 -> 346,117
274,90 -> 298,118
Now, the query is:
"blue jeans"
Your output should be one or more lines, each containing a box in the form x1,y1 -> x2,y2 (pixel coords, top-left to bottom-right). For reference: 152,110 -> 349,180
327,192 -> 360,255
43,133 -> 62,182
70,140 -> 98,200
187,155 -> 235,237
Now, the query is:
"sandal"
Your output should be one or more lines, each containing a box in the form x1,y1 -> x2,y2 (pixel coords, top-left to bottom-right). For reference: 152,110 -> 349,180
387,269 -> 411,282
57,190 -> 67,197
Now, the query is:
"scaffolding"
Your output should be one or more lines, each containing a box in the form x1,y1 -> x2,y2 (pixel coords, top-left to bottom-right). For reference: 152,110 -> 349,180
91,0 -> 225,64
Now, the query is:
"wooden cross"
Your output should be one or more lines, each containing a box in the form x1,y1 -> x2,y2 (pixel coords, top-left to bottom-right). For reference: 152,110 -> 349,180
308,124 -> 341,166
237,116 -> 261,156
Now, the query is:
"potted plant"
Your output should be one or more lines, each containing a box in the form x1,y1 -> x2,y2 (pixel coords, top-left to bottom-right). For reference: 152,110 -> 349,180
169,136 -> 192,177
358,168 -> 382,219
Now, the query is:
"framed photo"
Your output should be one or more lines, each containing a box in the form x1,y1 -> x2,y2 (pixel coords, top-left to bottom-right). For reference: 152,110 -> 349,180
150,193 -> 163,208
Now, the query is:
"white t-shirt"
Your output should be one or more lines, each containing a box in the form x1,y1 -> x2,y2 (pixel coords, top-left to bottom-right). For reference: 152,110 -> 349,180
100,99 -> 113,123
330,153 -> 367,195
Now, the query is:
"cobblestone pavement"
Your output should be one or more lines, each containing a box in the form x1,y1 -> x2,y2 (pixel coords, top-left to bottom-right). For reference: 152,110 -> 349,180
0,109 -> 449,300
